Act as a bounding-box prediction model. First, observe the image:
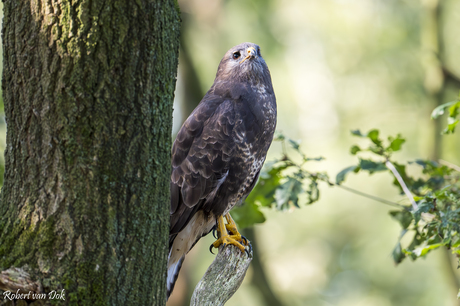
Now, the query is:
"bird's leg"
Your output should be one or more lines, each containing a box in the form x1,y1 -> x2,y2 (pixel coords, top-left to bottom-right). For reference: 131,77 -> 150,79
224,213 -> 249,246
210,214 -> 248,254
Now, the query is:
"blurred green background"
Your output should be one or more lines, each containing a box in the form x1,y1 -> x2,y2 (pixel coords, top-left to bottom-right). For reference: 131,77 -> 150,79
0,0 -> 458,305
168,0 -> 460,305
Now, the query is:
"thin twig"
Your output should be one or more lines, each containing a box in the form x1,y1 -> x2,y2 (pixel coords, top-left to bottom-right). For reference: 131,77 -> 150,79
439,159 -> 460,172
385,160 -> 418,210
303,170 -> 404,208
334,183 -> 405,208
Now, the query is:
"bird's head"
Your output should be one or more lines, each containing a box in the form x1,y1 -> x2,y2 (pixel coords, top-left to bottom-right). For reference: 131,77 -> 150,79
214,42 -> 271,87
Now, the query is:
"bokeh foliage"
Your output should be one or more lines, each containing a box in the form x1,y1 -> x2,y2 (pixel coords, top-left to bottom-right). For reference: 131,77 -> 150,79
234,100 -> 460,253
231,98 -> 460,293
232,134 -> 328,228
170,0 -> 460,305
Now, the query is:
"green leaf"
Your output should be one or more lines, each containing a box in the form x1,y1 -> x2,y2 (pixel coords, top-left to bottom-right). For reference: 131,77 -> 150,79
431,101 -> 456,119
274,132 -> 285,141
413,243 -> 443,257
448,101 -> 460,118
367,129 -> 382,146
359,159 -> 387,174
388,135 -> 406,152
274,176 -> 304,210
350,145 -> 361,155
288,139 -> 301,151
336,165 -> 359,185
392,243 -> 406,264
231,202 -> 266,229
412,200 -> 435,224
245,162 -> 288,208
306,179 -> 320,204
389,210 -> 413,229
444,117 -> 459,134
351,129 -> 365,137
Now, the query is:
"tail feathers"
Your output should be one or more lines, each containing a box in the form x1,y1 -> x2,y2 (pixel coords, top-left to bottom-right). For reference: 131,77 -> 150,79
167,256 -> 185,300
166,210 -> 215,299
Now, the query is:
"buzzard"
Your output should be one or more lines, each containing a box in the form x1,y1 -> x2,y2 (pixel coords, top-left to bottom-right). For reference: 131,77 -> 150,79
167,42 -> 277,298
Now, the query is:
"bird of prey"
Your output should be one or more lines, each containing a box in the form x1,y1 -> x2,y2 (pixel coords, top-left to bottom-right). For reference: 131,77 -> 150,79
167,42 -> 277,298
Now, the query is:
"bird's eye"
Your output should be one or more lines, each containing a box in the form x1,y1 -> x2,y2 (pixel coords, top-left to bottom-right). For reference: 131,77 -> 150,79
233,52 -> 241,60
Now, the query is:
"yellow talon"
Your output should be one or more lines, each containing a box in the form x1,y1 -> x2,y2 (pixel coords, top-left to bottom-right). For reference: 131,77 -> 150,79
210,213 -> 248,253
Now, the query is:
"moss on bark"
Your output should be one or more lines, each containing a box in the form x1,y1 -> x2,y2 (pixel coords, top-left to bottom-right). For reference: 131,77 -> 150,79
0,0 -> 180,305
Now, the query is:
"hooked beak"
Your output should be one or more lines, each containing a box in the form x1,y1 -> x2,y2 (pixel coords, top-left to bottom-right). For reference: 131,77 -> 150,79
239,47 -> 257,64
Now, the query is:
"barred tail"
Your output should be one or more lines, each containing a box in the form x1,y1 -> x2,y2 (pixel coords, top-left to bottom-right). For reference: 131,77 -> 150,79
166,211 -> 215,300
167,255 -> 185,300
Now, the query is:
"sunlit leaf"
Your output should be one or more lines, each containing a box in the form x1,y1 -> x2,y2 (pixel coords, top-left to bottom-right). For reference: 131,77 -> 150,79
448,101 -> 460,118
367,129 -> 382,146
350,145 -> 361,155
388,135 -> 406,152
413,243 -> 443,257
431,101 -> 456,119
336,165 -> 359,185
444,117 -> 459,134
231,202 -> 266,229
413,200 -> 435,224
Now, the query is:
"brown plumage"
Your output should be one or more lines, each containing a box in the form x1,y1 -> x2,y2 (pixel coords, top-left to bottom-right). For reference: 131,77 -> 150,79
167,42 -> 277,298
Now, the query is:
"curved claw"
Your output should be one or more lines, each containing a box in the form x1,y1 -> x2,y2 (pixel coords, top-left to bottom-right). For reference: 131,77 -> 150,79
247,240 -> 253,255
209,244 -> 215,255
241,235 -> 248,245
245,248 -> 250,257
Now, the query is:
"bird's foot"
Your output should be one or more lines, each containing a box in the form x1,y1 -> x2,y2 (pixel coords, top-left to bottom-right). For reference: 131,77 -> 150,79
224,214 -> 249,246
210,234 -> 247,254
209,213 -> 250,255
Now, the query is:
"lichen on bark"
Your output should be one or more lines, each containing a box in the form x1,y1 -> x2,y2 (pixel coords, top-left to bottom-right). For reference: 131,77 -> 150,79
0,0 -> 180,305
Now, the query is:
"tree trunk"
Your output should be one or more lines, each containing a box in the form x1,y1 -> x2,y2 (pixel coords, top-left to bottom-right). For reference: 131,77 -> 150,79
0,0 -> 180,305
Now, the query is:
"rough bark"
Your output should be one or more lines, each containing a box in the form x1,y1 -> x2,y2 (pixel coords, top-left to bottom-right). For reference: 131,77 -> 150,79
0,0 -> 180,305
190,245 -> 253,306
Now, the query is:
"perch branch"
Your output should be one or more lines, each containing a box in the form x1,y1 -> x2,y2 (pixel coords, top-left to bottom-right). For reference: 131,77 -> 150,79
191,244 -> 253,306
0,267 -> 41,294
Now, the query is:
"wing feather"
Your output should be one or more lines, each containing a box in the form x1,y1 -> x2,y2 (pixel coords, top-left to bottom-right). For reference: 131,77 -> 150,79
170,97 -> 236,236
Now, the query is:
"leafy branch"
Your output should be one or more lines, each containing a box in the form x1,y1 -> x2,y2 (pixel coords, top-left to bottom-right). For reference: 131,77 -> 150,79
232,130 -> 404,228
232,95 -> 460,271
337,128 -> 460,265
231,133 -> 329,228
431,92 -> 460,134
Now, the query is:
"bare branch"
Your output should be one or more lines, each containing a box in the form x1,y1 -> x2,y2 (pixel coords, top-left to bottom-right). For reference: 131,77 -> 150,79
439,159 -> 460,172
385,160 -> 418,210
191,244 -> 253,306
